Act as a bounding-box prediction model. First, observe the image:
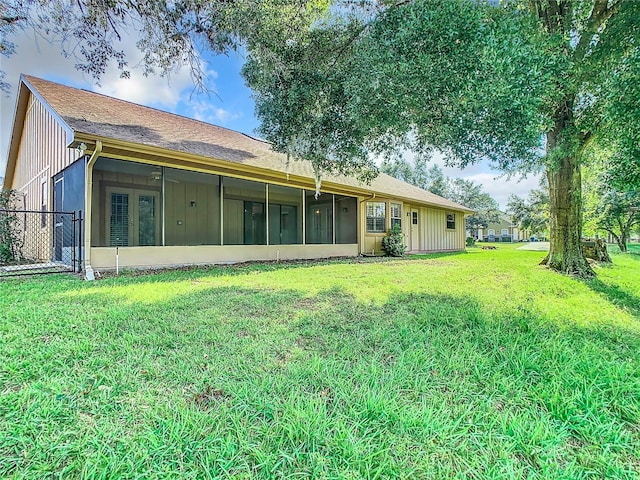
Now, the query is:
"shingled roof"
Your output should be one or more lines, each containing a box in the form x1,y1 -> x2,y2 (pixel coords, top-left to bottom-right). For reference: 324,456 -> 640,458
16,75 -> 473,213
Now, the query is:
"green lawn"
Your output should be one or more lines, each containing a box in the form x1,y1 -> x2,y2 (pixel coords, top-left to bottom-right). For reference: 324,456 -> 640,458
1,245 -> 639,479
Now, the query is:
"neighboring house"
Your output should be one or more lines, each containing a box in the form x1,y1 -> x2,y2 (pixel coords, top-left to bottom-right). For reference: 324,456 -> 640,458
3,75 -> 473,276
476,213 -> 524,242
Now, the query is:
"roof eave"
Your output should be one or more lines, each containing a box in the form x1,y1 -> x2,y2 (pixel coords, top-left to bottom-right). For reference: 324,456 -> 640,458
71,132 -> 475,214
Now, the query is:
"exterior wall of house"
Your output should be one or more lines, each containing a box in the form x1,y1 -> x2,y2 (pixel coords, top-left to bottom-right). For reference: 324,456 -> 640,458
9,93 -> 79,203
478,217 -> 522,242
90,244 -> 358,269
6,91 -> 468,268
409,206 -> 465,252
361,200 -> 466,254
7,93 -> 79,261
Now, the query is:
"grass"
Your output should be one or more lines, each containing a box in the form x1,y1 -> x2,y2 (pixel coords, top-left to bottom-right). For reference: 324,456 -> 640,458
1,244 -> 639,479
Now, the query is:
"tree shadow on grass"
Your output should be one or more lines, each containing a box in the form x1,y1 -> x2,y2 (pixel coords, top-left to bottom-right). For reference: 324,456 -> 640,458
3,284 -> 640,478
585,278 -> 640,320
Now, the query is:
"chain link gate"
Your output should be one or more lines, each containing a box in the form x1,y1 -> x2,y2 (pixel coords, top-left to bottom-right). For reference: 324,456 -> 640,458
0,209 -> 82,277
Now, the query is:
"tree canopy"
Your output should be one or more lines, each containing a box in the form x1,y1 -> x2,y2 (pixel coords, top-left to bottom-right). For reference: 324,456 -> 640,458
507,188 -> 550,241
583,154 -> 640,252
243,0 -> 640,277
0,0 -> 329,91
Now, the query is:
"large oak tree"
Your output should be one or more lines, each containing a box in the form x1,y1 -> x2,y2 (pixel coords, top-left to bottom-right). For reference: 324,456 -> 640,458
243,0 -> 640,278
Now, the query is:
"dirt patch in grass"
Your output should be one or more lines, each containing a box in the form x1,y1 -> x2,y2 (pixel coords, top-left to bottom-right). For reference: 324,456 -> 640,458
190,386 -> 229,409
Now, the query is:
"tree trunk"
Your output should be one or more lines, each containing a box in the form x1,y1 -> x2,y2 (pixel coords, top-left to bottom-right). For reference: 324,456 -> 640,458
617,231 -> 628,253
541,120 -> 595,277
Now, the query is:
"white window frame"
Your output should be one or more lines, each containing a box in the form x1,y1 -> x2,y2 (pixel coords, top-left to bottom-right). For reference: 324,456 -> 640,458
366,201 -> 386,233
390,203 -> 402,229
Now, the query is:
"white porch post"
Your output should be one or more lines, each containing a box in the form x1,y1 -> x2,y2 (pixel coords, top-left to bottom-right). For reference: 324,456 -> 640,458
84,141 -> 102,280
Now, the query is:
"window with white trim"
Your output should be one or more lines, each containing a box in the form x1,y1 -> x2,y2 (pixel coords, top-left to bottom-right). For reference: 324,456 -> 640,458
390,203 -> 402,229
366,202 -> 386,233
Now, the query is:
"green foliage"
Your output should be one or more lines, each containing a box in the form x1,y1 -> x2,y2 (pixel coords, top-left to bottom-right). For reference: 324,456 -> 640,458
446,178 -> 501,233
0,0 -> 330,92
1,247 -> 639,477
583,163 -> 640,253
507,188 -> 549,239
242,0 -> 638,276
3,0 -> 638,276
382,159 -> 449,197
381,223 -> 406,257
0,189 -> 22,264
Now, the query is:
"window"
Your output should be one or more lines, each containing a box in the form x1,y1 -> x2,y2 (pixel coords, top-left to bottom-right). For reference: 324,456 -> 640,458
41,179 -> 47,228
446,213 -> 456,230
390,203 -> 402,228
412,211 -> 418,225
366,202 -> 386,233
488,229 -> 495,236
501,229 -> 509,236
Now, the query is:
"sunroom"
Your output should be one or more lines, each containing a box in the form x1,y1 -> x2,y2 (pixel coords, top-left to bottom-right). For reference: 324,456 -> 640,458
87,157 -> 359,270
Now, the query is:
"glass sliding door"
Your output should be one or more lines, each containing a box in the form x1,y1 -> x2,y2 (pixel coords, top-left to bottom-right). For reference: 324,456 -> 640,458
223,177 -> 266,245
93,158 -> 162,247
305,191 -> 333,244
106,188 -> 160,247
109,192 -> 130,246
268,185 -> 303,245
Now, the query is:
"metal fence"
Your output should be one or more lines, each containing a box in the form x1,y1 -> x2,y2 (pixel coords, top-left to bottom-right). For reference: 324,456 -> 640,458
0,209 -> 82,277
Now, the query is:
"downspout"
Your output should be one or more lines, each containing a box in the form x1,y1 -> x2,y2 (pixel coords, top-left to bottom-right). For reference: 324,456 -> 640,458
84,141 -> 102,280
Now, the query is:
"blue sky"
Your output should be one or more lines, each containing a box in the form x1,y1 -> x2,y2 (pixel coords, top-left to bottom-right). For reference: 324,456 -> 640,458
0,29 -> 541,207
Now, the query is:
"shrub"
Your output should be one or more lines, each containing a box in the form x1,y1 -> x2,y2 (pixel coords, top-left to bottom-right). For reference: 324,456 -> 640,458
0,190 -> 23,264
466,236 -> 476,247
382,224 -> 407,257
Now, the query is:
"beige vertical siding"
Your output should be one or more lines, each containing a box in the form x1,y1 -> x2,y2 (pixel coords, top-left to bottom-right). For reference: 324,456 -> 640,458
8,94 -> 78,261
418,207 -> 465,252
361,199 -> 465,254
10,93 -> 78,205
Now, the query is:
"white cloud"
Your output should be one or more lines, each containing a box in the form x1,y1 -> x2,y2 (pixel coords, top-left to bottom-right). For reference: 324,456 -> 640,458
0,29 -> 218,173
429,153 -> 544,207
400,150 -> 543,209
461,172 -> 543,209
190,100 -> 241,125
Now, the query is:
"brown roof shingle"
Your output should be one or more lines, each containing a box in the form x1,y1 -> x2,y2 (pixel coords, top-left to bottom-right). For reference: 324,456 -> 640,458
24,75 -> 473,213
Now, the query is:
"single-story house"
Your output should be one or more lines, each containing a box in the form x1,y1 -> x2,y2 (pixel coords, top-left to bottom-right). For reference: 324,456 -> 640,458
3,75 -> 473,277
476,214 -> 524,242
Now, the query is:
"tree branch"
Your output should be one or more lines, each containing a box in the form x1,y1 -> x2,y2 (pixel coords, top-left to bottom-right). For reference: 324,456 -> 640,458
1,15 -> 27,25
574,0 -> 622,59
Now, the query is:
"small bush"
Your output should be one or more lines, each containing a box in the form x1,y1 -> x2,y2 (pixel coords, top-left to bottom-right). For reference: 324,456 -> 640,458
0,190 -> 23,264
382,224 -> 407,257
466,236 -> 476,247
